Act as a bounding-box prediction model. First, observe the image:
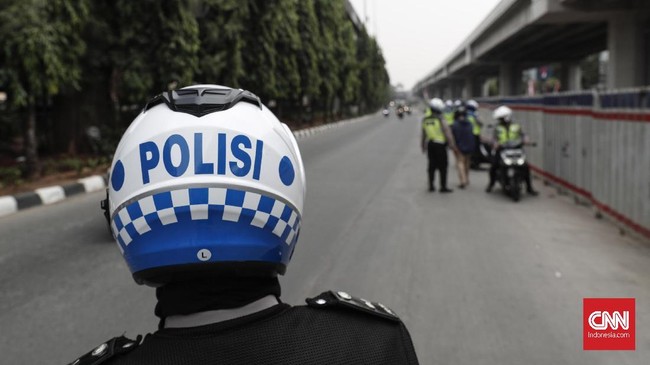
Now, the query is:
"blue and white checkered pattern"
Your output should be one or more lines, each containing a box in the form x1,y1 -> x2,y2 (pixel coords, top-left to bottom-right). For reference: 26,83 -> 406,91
111,187 -> 301,253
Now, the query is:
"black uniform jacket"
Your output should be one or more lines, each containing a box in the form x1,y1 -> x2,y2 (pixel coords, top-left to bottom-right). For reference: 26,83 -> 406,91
72,291 -> 419,365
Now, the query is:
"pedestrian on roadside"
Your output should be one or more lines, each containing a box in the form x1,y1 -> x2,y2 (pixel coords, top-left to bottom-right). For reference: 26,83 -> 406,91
451,104 -> 475,189
70,85 -> 419,365
421,97 -> 458,193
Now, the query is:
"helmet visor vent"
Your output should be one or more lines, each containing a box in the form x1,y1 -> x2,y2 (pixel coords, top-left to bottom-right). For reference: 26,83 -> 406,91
144,87 -> 262,117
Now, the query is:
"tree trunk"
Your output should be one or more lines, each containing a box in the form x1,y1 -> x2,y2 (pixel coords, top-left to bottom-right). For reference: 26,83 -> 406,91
24,102 -> 40,178
110,68 -> 122,128
327,97 -> 334,123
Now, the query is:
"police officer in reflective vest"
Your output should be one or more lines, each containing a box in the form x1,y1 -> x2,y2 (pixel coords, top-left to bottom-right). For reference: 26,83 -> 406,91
465,100 -> 483,168
443,99 -> 455,125
486,106 -> 538,195
70,85 -> 419,365
422,98 -> 457,193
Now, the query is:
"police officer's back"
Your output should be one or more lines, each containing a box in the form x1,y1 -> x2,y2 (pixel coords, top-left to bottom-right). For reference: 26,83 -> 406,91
70,85 -> 419,365
101,291 -> 417,364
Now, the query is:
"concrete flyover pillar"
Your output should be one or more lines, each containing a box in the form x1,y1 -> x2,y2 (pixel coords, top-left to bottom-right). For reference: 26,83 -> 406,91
562,62 -> 582,91
451,80 -> 464,99
607,13 -> 646,88
442,84 -> 451,100
481,77 -> 492,97
435,85 -> 445,99
463,77 -> 474,99
499,63 -> 518,96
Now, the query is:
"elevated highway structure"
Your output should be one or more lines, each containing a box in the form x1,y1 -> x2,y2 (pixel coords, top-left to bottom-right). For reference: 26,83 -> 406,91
413,0 -> 650,98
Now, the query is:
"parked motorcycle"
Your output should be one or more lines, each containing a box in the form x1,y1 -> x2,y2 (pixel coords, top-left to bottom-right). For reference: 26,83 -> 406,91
494,140 -> 529,202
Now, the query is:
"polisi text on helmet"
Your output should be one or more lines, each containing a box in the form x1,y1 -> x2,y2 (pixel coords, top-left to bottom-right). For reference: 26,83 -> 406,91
138,132 -> 264,185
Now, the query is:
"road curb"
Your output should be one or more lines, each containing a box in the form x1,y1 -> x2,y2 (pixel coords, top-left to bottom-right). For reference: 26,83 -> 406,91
292,114 -> 371,140
0,175 -> 107,218
0,113 -> 373,218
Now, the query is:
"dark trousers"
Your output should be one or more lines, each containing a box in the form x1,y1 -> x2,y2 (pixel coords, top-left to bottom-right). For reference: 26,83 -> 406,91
427,141 -> 448,189
470,135 -> 481,167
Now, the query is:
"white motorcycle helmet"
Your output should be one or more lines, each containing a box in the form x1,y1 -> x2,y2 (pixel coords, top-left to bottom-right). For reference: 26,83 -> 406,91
466,100 -> 479,111
429,98 -> 445,113
107,85 -> 306,286
493,105 -> 513,122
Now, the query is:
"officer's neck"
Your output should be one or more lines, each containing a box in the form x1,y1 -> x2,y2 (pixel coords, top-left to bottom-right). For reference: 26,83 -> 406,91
155,276 -> 282,329
163,295 -> 280,328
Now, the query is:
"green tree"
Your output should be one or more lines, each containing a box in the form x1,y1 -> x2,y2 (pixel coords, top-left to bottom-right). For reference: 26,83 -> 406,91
333,4 -> 360,115
356,28 -> 372,112
113,0 -> 199,106
237,0 -> 302,118
368,38 -> 390,108
0,0 -> 392,175
47,0 -> 199,157
314,0 -> 342,120
296,0 -> 322,120
580,53 -> 601,89
240,1 -> 278,101
196,0 -> 249,88
272,0 -> 301,116
356,29 -> 390,113
0,0 -> 89,177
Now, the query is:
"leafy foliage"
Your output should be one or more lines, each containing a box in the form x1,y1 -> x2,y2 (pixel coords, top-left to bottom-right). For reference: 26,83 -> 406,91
0,0 -> 89,177
0,0 -> 390,180
0,0 -> 89,107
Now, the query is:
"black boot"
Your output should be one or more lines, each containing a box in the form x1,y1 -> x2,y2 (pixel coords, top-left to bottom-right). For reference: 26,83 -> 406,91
524,167 -> 538,196
486,171 -> 495,193
439,169 -> 453,193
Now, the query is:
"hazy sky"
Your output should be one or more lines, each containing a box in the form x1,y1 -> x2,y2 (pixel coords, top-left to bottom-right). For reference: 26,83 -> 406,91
349,0 -> 502,90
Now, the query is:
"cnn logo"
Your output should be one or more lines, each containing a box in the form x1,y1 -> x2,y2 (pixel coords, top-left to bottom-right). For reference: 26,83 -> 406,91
583,298 -> 635,350
588,311 -> 629,330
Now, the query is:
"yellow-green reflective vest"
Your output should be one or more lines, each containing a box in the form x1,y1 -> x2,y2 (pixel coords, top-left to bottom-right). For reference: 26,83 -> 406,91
468,115 -> 481,136
423,117 -> 446,143
496,123 -> 522,144
444,112 -> 454,125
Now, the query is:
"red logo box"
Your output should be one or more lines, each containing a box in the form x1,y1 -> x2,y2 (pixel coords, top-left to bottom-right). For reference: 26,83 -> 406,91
583,298 -> 635,350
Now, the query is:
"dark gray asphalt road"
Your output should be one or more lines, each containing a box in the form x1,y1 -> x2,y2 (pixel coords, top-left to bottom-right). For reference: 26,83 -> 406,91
1,111 -> 648,364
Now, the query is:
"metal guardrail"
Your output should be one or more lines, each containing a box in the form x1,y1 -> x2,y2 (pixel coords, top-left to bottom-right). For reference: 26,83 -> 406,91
476,88 -> 650,239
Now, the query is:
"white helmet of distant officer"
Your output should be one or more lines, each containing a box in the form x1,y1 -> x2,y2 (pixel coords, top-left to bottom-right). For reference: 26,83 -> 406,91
107,85 -> 306,286
429,98 -> 445,114
493,105 -> 513,123
466,100 -> 479,112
